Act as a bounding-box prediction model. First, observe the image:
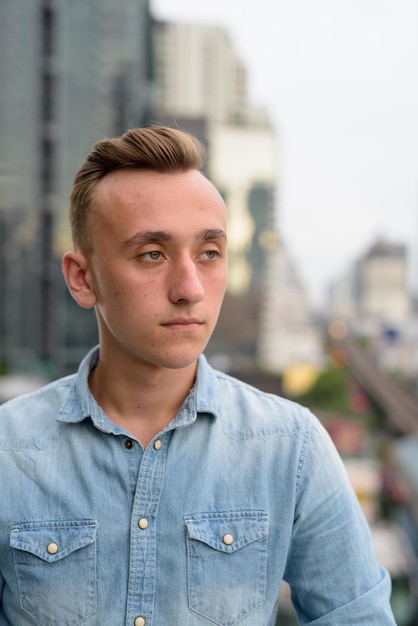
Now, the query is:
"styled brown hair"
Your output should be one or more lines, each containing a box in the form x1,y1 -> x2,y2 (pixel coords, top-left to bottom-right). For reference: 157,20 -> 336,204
69,125 -> 206,252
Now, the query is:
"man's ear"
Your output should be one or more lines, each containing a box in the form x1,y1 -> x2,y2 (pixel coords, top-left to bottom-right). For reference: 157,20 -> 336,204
62,251 -> 97,309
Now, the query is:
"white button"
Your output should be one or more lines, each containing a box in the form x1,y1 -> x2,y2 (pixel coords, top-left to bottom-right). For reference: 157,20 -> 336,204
222,533 -> 234,545
153,439 -> 162,450
47,542 -> 59,555
138,518 -> 149,530
134,617 -> 146,626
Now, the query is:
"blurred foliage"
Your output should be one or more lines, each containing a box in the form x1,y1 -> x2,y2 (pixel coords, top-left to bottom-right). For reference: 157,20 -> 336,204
0,362 -> 10,376
293,366 -> 350,412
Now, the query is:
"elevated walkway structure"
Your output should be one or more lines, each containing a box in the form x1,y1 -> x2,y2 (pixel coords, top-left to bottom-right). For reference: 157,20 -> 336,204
334,337 -> 418,436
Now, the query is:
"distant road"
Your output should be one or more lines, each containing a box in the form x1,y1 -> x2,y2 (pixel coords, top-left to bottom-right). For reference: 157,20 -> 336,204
334,337 -> 418,436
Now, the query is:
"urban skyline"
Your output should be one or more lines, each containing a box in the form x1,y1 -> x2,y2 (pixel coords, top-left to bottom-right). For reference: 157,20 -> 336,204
153,0 -> 418,307
0,1 -> 416,379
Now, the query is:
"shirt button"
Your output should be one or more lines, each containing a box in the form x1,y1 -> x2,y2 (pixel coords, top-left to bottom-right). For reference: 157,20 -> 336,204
222,533 -> 234,546
153,439 -> 162,450
125,439 -> 134,450
138,518 -> 149,530
47,542 -> 59,555
134,617 -> 146,626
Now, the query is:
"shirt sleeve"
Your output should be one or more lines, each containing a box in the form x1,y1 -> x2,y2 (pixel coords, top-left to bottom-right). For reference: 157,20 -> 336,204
283,415 -> 397,625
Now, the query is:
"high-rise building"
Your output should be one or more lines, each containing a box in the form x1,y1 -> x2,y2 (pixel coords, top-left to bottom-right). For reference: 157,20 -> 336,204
0,0 -> 153,372
0,0 -> 153,234
152,20 -> 280,367
257,239 -> 323,375
359,240 -> 411,322
329,239 -> 418,381
153,21 -> 248,125
208,124 -> 277,294
329,239 -> 411,324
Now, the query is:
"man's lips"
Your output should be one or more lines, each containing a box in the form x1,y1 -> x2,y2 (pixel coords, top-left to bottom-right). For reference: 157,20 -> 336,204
161,318 -> 203,328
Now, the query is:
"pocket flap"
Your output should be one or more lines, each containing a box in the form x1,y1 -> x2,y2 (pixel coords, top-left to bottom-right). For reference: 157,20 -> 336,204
184,511 -> 268,553
10,520 -> 97,563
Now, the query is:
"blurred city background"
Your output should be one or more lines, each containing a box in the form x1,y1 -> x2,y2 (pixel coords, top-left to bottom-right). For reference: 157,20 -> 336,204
0,1 -> 418,623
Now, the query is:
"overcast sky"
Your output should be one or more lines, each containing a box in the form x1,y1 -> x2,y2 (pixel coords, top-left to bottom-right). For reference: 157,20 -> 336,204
152,0 -> 418,306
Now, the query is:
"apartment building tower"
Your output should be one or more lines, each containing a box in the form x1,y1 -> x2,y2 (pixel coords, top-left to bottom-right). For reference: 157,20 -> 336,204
152,20 -> 280,367
329,239 -> 411,324
0,0 -> 153,372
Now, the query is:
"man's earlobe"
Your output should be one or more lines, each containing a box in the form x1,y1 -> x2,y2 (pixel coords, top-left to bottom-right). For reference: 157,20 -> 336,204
62,252 -> 97,309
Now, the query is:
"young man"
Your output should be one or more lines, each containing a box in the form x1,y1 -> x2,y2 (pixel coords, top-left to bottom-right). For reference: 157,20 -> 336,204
0,126 -> 396,625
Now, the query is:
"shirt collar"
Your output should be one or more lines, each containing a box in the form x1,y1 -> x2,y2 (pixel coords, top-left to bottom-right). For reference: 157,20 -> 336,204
57,346 -> 220,430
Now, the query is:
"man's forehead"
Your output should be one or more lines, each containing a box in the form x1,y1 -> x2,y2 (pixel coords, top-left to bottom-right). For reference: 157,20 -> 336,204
94,167 -> 207,197
91,168 -> 226,218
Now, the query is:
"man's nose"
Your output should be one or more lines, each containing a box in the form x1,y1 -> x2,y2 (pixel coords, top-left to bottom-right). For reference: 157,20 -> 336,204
168,257 -> 205,304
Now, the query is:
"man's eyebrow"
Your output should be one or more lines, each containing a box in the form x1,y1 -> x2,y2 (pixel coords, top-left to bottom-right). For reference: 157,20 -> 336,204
123,231 -> 171,247
123,229 -> 226,247
201,229 -> 227,241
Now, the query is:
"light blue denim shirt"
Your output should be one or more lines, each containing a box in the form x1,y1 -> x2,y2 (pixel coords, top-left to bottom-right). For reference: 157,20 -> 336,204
0,347 -> 396,625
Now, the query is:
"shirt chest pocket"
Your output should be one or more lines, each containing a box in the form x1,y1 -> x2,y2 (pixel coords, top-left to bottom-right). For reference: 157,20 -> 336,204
184,511 -> 269,626
10,520 -> 97,626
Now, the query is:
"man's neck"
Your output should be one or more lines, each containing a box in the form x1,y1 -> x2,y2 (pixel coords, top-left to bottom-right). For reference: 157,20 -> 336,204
88,356 -> 198,448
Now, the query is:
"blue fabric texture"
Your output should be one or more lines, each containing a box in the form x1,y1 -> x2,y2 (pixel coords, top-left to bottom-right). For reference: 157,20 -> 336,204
0,347 -> 396,625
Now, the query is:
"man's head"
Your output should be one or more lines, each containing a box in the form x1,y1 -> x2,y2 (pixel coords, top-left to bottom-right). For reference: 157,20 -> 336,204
63,126 -> 227,371
70,125 -> 206,254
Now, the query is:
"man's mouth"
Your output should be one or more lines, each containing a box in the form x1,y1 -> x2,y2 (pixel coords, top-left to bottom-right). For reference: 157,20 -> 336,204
161,318 -> 203,329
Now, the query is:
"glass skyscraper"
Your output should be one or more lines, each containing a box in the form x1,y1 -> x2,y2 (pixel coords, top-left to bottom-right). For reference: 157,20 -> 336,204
0,0 -> 153,372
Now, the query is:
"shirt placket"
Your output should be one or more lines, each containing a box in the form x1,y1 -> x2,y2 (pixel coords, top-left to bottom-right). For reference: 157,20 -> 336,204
125,433 -> 169,626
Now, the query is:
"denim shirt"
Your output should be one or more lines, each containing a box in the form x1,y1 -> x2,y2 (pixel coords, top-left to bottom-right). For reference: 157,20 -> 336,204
0,347 -> 396,626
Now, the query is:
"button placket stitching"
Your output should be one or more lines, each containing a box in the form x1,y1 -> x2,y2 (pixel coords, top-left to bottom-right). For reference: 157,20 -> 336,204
126,435 -> 168,625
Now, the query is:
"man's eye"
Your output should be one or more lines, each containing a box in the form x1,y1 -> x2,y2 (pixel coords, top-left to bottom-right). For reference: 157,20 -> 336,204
142,251 -> 162,261
204,250 -> 219,260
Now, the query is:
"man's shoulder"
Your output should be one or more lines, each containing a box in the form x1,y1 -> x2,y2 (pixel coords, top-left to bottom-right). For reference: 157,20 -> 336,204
206,367 -> 315,438
0,375 -> 76,443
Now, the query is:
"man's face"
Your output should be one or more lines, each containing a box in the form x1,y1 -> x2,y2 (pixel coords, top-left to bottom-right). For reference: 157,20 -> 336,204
84,168 -> 228,371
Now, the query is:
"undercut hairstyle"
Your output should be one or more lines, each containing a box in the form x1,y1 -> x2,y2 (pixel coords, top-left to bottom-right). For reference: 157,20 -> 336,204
69,125 -> 206,253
